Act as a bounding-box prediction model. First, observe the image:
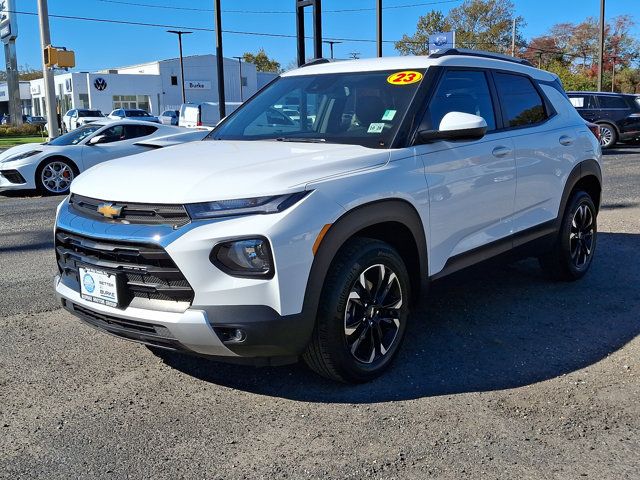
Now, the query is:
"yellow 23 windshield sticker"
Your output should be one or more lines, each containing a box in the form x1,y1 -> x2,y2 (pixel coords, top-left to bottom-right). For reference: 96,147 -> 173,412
386,71 -> 423,85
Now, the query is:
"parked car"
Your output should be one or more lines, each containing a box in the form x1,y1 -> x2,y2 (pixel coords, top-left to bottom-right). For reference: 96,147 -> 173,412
62,109 -> 106,132
25,115 -> 48,127
53,50 -> 602,383
567,91 -> 640,148
0,120 -> 204,195
108,108 -> 160,124
178,102 -> 242,128
158,110 -> 180,126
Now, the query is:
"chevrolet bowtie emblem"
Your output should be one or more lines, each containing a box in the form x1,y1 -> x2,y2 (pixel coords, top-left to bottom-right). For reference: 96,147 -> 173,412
97,203 -> 123,219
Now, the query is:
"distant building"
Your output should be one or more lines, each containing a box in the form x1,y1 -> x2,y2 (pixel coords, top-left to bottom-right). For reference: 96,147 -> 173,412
0,81 -> 33,116
25,54 -> 278,117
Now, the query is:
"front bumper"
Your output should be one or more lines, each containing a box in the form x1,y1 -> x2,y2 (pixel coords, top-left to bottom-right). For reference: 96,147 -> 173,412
0,168 -> 33,191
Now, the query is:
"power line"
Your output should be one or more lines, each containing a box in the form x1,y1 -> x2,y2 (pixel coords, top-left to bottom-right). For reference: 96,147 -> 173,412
94,0 -> 462,14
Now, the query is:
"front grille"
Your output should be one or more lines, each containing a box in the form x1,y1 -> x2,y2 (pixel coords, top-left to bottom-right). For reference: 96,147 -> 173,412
56,229 -> 194,307
69,302 -> 183,350
1,169 -> 26,184
69,194 -> 191,227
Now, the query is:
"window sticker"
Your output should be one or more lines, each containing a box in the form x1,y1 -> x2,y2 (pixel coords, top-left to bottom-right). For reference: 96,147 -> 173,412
382,109 -> 397,121
386,71 -> 423,85
569,97 -> 584,108
367,123 -> 385,133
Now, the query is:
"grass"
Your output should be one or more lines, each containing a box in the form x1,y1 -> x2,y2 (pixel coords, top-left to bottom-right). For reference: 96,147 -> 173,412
0,136 -> 47,148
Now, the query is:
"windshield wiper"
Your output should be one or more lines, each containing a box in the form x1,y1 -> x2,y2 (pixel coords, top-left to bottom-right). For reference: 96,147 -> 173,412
275,137 -> 326,143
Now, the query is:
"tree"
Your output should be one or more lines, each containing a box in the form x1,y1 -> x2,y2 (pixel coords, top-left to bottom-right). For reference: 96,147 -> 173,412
395,0 -> 525,56
242,49 -> 281,73
394,11 -> 450,55
0,65 -> 43,82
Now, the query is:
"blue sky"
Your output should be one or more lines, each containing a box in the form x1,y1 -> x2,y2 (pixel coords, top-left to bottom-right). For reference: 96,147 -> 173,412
10,0 -> 638,72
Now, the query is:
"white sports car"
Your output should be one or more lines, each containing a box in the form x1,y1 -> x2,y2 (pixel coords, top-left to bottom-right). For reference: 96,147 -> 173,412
0,120 -> 207,195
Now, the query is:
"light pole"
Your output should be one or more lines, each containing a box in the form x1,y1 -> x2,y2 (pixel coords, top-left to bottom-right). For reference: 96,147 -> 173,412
597,0 -> 605,91
376,0 -> 382,57
322,40 -> 341,59
232,56 -> 243,101
37,0 -> 58,138
167,30 -> 192,104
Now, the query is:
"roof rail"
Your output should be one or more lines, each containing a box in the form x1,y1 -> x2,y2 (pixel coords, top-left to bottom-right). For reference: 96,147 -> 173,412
300,58 -> 331,68
429,48 -> 534,67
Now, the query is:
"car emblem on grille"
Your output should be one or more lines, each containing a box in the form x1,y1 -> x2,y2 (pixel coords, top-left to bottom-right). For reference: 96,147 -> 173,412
97,203 -> 123,219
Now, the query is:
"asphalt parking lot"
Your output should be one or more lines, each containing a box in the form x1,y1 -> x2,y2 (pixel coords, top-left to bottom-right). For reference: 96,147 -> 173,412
1,146 -> 638,479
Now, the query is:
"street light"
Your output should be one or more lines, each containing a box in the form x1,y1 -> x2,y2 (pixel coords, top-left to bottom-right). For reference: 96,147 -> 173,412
167,30 -> 192,104
322,40 -> 341,59
232,56 -> 243,101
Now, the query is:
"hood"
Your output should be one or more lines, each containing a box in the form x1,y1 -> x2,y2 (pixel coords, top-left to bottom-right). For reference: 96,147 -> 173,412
71,140 -> 388,203
0,143 -> 46,163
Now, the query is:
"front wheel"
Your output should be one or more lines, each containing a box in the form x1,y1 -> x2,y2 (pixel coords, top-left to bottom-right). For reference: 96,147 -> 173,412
539,190 -> 597,281
303,238 -> 410,383
36,158 -> 76,195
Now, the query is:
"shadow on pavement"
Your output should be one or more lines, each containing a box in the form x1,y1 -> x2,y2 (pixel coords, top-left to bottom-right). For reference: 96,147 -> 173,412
153,232 -> 640,403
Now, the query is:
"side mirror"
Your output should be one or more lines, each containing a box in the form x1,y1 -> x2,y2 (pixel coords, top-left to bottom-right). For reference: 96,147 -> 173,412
417,112 -> 488,144
88,134 -> 106,145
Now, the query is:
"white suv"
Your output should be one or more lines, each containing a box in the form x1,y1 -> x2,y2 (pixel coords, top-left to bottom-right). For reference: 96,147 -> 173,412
54,50 -> 602,383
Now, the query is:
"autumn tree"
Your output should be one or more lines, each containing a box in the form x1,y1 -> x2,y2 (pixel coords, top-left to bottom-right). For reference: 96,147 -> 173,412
242,49 -> 281,73
395,11 -> 450,55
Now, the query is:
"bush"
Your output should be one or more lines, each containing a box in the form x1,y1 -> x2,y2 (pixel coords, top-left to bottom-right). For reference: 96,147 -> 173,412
0,124 -> 44,136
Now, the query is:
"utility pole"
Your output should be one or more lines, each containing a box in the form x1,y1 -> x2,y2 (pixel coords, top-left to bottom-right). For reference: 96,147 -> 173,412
511,18 -> 516,57
597,0 -> 605,92
37,0 -> 58,138
376,0 -> 382,57
232,56 -> 243,101
167,30 -> 192,105
214,0 -> 225,119
322,40 -> 341,59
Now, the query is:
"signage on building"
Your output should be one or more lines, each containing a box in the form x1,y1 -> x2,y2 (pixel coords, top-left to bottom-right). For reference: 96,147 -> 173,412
65,78 -> 73,93
94,77 -> 108,91
185,80 -> 211,90
428,31 -> 455,54
0,87 -> 7,99
30,84 -> 41,95
0,0 -> 17,43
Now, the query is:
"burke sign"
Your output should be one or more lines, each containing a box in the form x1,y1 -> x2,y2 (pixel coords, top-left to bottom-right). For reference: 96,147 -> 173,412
185,80 -> 211,90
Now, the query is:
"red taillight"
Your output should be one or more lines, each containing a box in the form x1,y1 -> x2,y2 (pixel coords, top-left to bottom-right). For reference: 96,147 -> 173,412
587,123 -> 601,141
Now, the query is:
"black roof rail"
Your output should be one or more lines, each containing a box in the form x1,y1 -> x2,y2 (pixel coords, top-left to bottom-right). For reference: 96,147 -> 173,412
429,48 -> 534,67
300,58 -> 332,68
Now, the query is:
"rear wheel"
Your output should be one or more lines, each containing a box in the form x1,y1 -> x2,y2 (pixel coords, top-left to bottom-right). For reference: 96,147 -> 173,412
36,158 -> 77,195
598,123 -> 618,149
303,238 -> 410,383
539,190 -> 597,281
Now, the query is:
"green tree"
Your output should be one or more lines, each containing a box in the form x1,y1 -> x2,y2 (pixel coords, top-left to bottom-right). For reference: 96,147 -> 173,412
242,49 -> 281,73
395,0 -> 525,56
394,11 -> 450,55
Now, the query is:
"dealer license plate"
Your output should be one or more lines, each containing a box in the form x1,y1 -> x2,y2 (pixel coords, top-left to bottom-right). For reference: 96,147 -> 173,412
78,267 -> 119,308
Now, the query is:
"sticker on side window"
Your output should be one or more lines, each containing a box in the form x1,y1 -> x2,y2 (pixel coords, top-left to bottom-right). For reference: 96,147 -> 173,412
387,71 -> 423,85
367,123 -> 385,134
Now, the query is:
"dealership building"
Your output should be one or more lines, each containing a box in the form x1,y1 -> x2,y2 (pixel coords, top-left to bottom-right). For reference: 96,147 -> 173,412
23,54 -> 277,117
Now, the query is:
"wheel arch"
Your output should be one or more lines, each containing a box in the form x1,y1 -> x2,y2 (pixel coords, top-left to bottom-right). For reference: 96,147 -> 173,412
594,119 -> 620,135
34,155 -> 80,193
558,159 -> 602,222
302,199 -> 428,325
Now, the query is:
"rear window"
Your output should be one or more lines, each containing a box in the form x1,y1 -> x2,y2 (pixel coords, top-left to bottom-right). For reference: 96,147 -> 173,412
597,95 -> 629,109
78,110 -> 103,117
126,110 -> 151,117
494,73 -> 547,128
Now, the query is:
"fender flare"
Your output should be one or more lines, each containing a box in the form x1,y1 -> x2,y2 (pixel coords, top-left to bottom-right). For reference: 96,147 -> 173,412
300,199 -> 428,324
557,159 -> 602,222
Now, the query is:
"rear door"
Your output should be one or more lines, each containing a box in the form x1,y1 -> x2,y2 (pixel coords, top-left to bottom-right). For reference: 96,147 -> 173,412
415,68 -> 517,273
569,94 -> 599,122
493,71 -> 579,233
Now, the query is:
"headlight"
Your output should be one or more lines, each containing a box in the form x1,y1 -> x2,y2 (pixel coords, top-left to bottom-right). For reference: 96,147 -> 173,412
185,191 -> 309,220
2,149 -> 42,163
211,237 -> 274,278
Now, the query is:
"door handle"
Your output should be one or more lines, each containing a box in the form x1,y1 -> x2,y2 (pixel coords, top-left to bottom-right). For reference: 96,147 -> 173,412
559,135 -> 574,146
492,146 -> 512,158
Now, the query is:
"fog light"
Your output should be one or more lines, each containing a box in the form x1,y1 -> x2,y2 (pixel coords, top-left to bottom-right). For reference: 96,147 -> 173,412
214,327 -> 247,343
211,237 -> 274,278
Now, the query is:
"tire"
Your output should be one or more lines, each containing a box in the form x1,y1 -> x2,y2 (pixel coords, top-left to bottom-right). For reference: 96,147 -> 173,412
598,123 -> 618,149
35,158 -> 77,196
538,190 -> 597,281
303,237 -> 411,383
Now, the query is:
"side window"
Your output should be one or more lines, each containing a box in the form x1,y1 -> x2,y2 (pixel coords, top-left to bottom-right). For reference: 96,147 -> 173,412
100,125 -> 126,143
124,125 -> 157,139
494,73 -> 547,128
426,70 -> 496,131
597,95 -> 628,109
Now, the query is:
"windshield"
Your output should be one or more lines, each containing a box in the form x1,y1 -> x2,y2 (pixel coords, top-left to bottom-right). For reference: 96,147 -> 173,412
126,110 -> 150,117
208,70 -> 425,148
48,124 -> 103,146
78,110 -> 103,117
